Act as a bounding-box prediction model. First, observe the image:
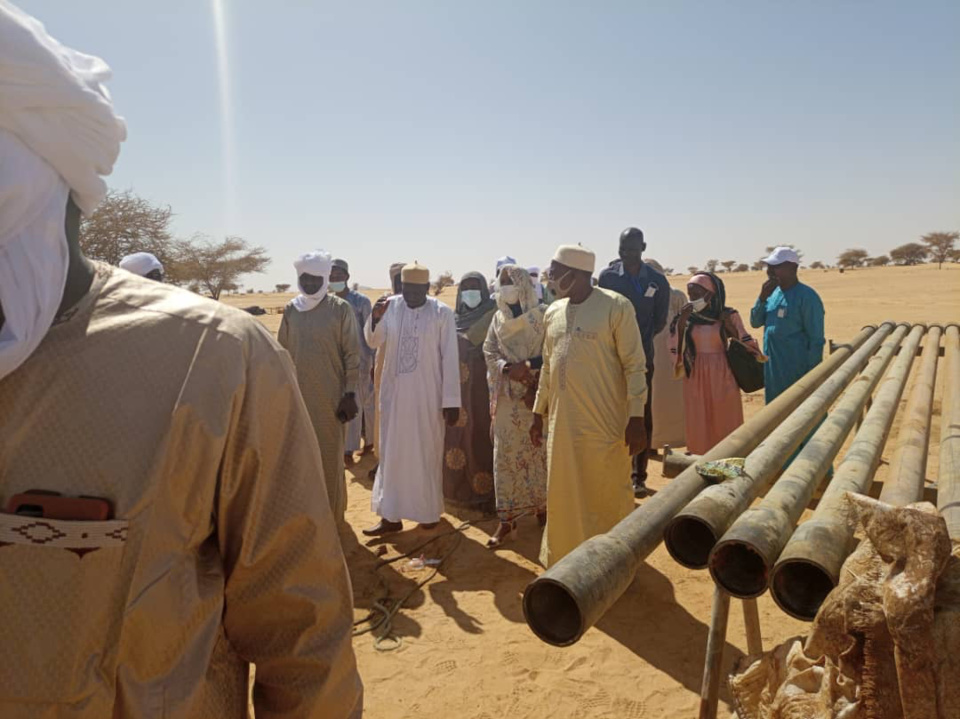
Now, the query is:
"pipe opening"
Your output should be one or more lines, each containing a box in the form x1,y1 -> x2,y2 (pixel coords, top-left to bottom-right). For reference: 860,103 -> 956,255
770,560 -> 836,621
710,542 -> 768,598
522,579 -> 583,647
664,515 -> 718,569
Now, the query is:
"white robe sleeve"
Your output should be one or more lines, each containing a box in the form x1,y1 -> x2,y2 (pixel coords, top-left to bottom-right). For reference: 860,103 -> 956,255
365,301 -> 390,349
439,305 -> 462,409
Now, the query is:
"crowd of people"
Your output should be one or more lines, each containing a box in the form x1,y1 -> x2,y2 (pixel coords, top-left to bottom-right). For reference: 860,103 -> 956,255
0,4 -> 828,716
249,233 -> 825,568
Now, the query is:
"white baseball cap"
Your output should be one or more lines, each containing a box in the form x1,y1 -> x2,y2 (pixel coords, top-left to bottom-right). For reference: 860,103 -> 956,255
762,246 -> 800,266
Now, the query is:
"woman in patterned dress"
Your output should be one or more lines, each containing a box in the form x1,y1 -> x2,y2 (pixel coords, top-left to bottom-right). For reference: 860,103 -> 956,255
483,265 -> 548,548
441,272 -> 498,513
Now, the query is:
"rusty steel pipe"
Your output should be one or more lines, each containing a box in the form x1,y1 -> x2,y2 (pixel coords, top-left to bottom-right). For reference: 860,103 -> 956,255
710,323 -> 904,600
938,325 -> 960,540
879,325 -> 943,507
663,449 -> 701,479
522,327 -> 875,646
663,324 -> 889,570
770,323 -> 925,619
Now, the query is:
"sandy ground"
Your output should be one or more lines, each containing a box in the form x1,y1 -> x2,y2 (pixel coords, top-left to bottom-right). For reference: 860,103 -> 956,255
223,263 -> 959,718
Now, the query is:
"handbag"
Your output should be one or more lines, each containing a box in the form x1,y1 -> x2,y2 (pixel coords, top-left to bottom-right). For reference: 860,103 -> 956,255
722,321 -> 765,393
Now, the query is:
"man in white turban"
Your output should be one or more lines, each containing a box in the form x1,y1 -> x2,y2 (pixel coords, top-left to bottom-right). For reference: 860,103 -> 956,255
531,244 -> 648,567
363,262 -> 461,535
119,251 -> 164,281
278,250 -> 361,521
0,4 -> 361,717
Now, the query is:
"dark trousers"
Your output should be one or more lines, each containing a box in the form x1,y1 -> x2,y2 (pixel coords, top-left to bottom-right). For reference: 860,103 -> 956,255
632,364 -> 655,485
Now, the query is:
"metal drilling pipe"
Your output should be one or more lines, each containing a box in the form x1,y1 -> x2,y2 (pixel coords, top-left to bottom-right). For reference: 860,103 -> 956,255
939,324 -> 960,540
770,323 -> 925,619
522,326 -> 875,646
710,323 -> 905,600
663,449 -> 701,479
879,325 -> 943,507
663,324 -> 891,571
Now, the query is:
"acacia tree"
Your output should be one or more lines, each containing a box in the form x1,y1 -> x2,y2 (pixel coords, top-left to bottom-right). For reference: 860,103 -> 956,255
868,256 -> 890,267
920,231 -> 959,269
275,283 -> 291,293
686,266 -> 699,275
751,260 -> 765,271
705,259 -> 719,272
177,235 -> 270,300
837,248 -> 869,269
721,260 -> 737,273
432,270 -> 455,296
809,261 -> 825,269
890,243 -> 929,266
663,267 -> 675,275
79,189 -> 177,269
736,263 -> 749,272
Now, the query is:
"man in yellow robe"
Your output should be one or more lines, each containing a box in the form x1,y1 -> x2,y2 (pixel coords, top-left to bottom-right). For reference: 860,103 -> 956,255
278,250 -> 361,521
0,6 -> 361,716
531,245 -> 648,567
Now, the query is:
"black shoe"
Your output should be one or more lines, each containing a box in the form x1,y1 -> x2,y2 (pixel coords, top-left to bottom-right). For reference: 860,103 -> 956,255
633,482 -> 650,499
362,519 -> 403,536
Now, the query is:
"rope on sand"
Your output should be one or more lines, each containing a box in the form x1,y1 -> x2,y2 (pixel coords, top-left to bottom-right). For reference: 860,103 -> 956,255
353,520 -> 496,652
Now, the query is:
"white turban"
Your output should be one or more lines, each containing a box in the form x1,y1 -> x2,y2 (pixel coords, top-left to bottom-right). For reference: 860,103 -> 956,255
291,250 -> 332,312
0,2 -> 126,216
119,252 -> 163,278
553,244 -> 596,274
527,265 -> 543,301
0,3 -> 125,381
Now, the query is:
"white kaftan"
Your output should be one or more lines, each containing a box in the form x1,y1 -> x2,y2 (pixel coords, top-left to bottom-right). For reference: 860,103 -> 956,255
365,297 -> 461,523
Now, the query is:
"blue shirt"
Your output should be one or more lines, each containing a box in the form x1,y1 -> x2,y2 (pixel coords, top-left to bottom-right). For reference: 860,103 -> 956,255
750,282 -> 826,404
342,290 -> 375,360
598,260 -> 670,366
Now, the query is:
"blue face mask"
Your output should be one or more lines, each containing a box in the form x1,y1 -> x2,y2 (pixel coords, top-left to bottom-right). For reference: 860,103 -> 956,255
461,289 -> 483,309
328,281 -> 347,293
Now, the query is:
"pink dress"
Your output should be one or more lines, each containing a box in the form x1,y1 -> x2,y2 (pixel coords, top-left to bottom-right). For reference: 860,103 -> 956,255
668,311 -> 761,455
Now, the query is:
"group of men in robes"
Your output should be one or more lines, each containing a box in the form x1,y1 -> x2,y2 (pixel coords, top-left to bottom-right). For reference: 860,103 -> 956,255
277,243 -> 652,571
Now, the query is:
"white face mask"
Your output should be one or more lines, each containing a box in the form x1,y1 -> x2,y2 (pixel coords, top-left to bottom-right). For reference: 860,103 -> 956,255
461,289 -> 483,309
690,297 -> 708,312
499,285 -> 521,305
328,281 -> 347,293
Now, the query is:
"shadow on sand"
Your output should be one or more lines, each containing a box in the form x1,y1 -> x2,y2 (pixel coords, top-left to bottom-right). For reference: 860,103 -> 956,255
596,561 -> 746,709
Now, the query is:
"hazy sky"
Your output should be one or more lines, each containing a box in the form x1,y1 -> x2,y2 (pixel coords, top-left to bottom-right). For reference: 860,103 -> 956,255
18,1 -> 960,289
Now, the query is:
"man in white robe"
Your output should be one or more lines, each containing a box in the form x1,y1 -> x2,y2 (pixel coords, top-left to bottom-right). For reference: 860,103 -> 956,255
363,262 -> 461,534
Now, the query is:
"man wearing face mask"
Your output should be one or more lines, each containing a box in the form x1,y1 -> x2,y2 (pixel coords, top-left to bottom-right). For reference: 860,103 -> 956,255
442,272 -> 498,512
531,245 -> 648,567
278,251 -> 361,521
599,227 -> 670,497
331,259 -> 376,466
363,263 -> 461,535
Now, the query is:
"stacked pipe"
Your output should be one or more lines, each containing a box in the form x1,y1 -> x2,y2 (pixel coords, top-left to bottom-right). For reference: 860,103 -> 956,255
770,324 -> 925,618
708,322 -> 905,600
663,324 -> 895,572
939,324 -> 960,541
878,325 -> 944,507
522,326 -> 876,646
